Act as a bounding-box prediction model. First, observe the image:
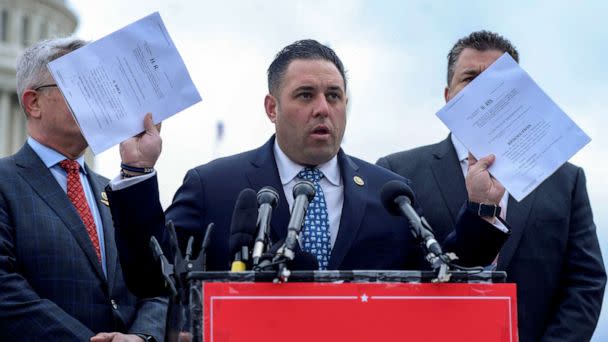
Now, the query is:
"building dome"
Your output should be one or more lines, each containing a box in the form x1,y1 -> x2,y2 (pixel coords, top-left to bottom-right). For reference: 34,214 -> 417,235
0,0 -> 77,156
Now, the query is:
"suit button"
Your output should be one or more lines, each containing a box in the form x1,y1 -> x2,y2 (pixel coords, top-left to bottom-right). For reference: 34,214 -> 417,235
111,299 -> 118,310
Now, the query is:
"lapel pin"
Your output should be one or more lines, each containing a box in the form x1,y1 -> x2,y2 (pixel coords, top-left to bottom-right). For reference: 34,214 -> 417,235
100,191 -> 109,206
353,175 -> 364,186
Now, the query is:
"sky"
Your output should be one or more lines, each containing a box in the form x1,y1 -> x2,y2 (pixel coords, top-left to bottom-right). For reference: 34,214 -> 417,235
67,0 -> 608,339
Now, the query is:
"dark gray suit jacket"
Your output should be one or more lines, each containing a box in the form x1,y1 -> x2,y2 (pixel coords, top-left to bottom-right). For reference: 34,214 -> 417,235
377,135 -> 606,342
0,144 -> 167,341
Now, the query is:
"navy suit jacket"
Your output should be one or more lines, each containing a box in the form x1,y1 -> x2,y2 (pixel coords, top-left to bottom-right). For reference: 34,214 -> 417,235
377,135 -> 606,342
108,136 -> 508,297
0,144 -> 167,341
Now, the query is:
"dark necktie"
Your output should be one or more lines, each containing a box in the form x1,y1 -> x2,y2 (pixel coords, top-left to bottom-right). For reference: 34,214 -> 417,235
59,159 -> 101,263
298,167 -> 331,270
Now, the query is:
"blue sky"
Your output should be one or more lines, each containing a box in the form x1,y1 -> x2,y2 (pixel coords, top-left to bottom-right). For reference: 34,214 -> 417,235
68,1 -> 608,338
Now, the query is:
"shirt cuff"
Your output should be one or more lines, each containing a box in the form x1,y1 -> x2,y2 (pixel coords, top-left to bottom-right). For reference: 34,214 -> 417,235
109,170 -> 156,191
492,217 -> 509,233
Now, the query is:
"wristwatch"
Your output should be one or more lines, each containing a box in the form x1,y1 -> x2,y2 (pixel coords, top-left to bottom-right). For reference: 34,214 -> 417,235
135,334 -> 156,342
467,201 -> 501,217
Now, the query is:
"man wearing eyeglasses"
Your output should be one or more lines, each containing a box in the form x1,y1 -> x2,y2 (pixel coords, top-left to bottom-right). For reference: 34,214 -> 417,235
0,38 -> 167,341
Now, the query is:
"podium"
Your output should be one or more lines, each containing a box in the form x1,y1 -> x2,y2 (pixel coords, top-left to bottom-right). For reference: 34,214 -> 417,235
168,270 -> 518,342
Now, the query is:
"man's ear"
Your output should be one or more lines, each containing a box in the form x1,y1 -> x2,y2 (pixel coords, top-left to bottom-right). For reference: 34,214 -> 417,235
444,86 -> 450,103
264,94 -> 278,123
21,90 -> 41,118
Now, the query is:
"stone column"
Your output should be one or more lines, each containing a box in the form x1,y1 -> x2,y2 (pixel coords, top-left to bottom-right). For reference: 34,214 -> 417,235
9,8 -> 20,46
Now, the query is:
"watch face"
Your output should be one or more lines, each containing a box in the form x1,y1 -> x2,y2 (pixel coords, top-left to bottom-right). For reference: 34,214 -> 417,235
469,202 -> 500,217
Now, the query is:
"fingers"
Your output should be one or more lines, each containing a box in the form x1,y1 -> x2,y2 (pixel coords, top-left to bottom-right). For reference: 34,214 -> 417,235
91,332 -> 117,342
143,113 -> 159,134
469,154 -> 495,172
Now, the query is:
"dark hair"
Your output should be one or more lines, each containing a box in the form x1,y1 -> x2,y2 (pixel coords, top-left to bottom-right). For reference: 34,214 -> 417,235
267,39 -> 347,95
447,30 -> 519,86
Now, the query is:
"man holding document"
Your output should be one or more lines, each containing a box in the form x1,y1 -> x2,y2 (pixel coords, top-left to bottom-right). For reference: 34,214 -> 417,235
106,39 -> 510,298
0,38 -> 167,341
377,30 -> 606,342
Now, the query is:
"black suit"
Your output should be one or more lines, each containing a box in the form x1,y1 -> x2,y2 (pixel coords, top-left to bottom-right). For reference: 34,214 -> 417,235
377,135 -> 606,342
0,144 -> 167,341
107,136 -> 508,297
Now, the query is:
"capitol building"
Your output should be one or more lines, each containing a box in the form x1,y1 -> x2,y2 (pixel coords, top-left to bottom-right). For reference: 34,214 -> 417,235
0,0 -> 77,157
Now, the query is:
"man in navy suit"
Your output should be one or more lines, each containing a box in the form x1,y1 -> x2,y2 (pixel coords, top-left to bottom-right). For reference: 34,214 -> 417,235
377,31 -> 606,342
0,38 -> 166,341
107,39 -> 510,297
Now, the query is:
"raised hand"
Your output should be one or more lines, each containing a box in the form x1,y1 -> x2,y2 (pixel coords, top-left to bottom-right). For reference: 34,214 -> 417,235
119,113 -> 162,168
466,153 -> 505,205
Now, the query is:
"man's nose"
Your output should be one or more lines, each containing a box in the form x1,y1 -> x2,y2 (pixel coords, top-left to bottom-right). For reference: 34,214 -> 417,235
312,95 -> 330,117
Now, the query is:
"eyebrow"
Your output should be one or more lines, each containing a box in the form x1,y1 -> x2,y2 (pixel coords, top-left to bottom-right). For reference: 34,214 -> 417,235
326,86 -> 344,93
460,69 -> 481,78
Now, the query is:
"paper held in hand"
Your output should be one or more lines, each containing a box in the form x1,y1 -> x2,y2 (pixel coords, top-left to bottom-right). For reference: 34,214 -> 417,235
48,12 -> 202,155
436,53 -> 590,201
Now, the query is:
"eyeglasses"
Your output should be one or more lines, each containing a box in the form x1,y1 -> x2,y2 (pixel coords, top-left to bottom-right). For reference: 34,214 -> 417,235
33,84 -> 58,91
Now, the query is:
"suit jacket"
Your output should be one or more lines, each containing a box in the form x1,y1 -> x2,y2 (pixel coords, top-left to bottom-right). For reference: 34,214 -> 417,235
107,136 -> 508,297
377,135 -> 606,342
0,144 -> 167,341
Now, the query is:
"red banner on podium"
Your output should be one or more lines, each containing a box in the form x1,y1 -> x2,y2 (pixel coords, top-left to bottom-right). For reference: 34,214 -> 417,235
203,282 -> 518,341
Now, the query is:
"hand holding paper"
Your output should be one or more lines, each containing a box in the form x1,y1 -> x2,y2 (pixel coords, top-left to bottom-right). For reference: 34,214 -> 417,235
466,153 -> 505,205
48,12 -> 201,155
119,113 -> 162,168
437,53 -> 590,201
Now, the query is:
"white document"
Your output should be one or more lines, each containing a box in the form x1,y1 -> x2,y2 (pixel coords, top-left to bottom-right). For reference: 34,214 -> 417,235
48,12 -> 202,155
436,53 -> 590,201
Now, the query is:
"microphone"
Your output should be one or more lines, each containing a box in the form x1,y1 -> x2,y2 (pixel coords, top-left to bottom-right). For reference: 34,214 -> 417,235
229,188 -> 258,271
380,180 -> 443,256
252,186 -> 280,266
282,181 -> 315,261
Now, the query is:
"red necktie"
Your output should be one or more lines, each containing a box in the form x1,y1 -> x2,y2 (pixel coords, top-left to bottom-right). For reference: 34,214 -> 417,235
59,159 -> 101,263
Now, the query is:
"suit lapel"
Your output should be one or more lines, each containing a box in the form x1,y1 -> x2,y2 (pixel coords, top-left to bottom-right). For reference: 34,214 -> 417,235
87,167 -> 116,288
496,193 -> 535,270
245,137 -> 290,245
14,145 -> 106,281
328,151 -> 367,270
430,136 -> 468,223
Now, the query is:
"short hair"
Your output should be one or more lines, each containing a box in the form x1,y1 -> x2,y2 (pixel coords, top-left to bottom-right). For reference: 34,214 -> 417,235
447,30 -> 519,86
16,37 -> 87,110
267,39 -> 347,96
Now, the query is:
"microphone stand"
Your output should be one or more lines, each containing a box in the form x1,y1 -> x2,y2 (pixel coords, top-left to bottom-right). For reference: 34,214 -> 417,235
415,218 -> 457,283
149,221 -> 215,342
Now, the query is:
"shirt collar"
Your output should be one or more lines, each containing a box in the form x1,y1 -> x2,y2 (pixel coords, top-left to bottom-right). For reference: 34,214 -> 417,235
273,140 -> 341,186
27,137 -> 87,174
450,134 -> 469,163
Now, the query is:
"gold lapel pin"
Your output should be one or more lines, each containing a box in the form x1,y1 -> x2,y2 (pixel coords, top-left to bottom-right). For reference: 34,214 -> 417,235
100,191 -> 109,206
353,175 -> 364,186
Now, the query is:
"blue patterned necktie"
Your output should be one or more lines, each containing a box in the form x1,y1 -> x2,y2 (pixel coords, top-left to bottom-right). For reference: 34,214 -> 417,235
298,167 -> 331,270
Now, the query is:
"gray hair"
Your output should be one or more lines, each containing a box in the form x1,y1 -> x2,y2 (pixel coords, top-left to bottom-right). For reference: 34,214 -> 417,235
447,30 -> 519,86
16,37 -> 87,111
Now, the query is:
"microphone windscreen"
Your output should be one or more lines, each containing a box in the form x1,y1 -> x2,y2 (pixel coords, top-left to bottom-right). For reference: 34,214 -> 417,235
229,188 -> 258,256
380,180 -> 414,216
292,180 -> 315,201
257,186 -> 280,208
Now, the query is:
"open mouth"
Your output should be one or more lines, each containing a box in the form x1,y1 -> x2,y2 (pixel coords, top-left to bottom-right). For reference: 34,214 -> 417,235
311,125 -> 330,136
